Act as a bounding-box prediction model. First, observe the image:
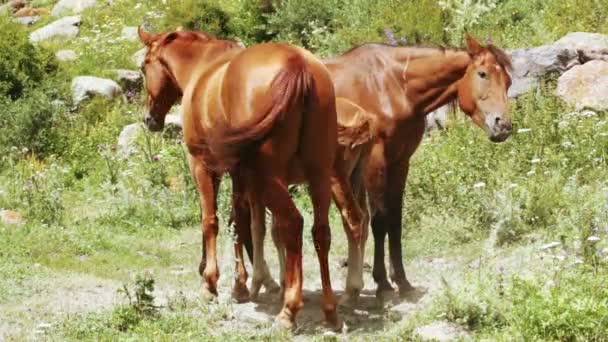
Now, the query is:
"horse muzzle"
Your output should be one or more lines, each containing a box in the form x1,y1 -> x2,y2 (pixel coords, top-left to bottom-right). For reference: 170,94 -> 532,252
144,115 -> 164,132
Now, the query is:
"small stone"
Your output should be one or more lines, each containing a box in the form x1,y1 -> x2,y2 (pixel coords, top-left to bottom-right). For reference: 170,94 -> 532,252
56,49 -> 78,62
52,0 -> 98,16
14,16 -> 40,25
71,76 -> 123,105
115,69 -> 142,93
29,16 -> 81,43
133,48 -> 147,68
1,209 -> 24,226
539,242 -> 560,250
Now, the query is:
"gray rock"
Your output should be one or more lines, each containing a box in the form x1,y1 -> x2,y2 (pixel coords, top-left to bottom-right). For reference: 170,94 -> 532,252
121,26 -> 138,41
414,321 -> 469,341
29,16 -> 81,43
554,32 -> 608,51
117,122 -> 144,157
425,105 -> 451,132
115,69 -> 142,93
71,76 -> 123,105
51,0 -> 97,16
507,32 -> 608,98
132,47 -> 147,68
14,15 -> 40,25
556,60 -> 608,111
55,49 -> 78,62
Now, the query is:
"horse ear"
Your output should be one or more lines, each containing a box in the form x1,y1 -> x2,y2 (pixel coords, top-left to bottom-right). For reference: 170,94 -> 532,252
465,33 -> 483,56
164,32 -> 179,44
138,26 -> 155,46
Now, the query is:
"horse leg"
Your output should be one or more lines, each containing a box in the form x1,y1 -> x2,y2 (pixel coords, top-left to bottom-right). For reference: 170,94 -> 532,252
249,194 -> 281,300
271,212 -> 286,299
191,156 -> 221,300
261,176 -> 304,329
386,163 -> 415,297
230,170 -> 251,303
309,168 -> 341,329
331,168 -> 365,308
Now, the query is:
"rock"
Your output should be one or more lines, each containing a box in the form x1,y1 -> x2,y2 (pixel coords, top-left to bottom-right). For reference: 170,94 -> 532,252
1,209 -> 24,226
71,76 -> 122,105
55,49 -> 78,62
121,26 -> 138,41
0,0 -> 27,14
29,16 -> 81,43
414,321 -> 469,341
115,69 -> 142,93
425,105 -> 451,132
14,7 -> 49,17
51,0 -> 97,16
554,32 -> 608,51
164,112 -> 183,137
132,48 -> 147,68
556,60 -> 608,110
117,122 -> 144,157
507,45 -> 580,98
14,15 -> 39,25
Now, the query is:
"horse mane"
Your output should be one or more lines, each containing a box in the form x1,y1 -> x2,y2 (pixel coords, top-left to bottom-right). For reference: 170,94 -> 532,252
331,41 -> 512,72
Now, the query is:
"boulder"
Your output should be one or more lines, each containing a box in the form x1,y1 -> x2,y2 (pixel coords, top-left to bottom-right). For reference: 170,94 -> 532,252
115,69 -> 142,93
71,76 -> 123,105
14,15 -> 39,25
29,16 -> 81,43
55,49 -> 78,62
507,32 -> 608,98
554,32 -> 608,51
132,48 -> 147,68
51,0 -> 97,16
507,45 -> 580,98
117,122 -> 144,157
556,60 -> 608,111
121,26 -> 138,41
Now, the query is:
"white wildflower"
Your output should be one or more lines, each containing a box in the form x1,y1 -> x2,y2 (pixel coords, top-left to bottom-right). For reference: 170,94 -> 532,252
540,241 -> 560,250
517,128 -> 531,133
587,236 -> 600,242
473,182 -> 486,189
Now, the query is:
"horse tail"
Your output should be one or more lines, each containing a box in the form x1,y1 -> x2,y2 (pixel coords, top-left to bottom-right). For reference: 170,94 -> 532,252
206,52 -> 315,171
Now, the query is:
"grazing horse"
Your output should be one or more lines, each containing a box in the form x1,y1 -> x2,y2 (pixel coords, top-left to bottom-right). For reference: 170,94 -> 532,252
137,27 -> 343,329
248,33 -> 514,304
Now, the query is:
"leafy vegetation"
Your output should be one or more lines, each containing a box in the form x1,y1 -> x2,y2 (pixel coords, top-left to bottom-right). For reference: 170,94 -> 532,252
1,0 -> 608,340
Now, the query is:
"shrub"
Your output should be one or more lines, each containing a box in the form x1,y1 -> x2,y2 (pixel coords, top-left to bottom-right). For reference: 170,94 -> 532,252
0,16 -> 56,100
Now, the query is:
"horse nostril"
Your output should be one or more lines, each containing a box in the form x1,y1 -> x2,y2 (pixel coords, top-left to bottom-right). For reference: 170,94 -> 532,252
495,117 -> 502,126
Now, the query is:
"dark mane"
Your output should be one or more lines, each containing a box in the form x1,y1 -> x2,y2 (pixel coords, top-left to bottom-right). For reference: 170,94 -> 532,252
487,44 -> 513,71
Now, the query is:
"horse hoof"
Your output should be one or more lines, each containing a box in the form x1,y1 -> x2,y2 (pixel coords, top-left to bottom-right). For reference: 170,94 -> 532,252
324,310 -> 343,332
250,280 -> 263,302
232,285 -> 250,303
274,310 -> 296,330
201,284 -> 218,302
263,278 -> 281,294
338,291 -> 360,308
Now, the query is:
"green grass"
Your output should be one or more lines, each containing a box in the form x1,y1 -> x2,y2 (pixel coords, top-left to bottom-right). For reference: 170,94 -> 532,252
1,0 -> 608,340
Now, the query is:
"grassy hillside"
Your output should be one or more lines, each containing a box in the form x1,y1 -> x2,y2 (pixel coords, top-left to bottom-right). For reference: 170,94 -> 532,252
1,0 -> 608,340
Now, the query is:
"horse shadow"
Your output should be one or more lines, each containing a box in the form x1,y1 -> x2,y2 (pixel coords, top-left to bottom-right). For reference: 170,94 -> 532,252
247,285 -> 428,336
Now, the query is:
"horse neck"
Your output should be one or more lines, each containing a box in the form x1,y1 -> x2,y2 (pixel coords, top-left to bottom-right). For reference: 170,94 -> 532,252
392,48 -> 471,116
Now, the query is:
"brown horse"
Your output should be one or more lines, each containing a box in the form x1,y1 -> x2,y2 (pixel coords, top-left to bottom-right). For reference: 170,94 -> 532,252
249,34 -> 513,304
137,27 -> 342,329
326,34 -> 513,299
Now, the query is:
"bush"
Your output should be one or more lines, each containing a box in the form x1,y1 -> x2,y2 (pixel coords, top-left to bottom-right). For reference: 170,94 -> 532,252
0,89 -> 61,158
0,16 -> 56,100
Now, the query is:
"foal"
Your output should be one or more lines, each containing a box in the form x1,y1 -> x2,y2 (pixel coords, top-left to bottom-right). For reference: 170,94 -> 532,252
137,27 -> 341,329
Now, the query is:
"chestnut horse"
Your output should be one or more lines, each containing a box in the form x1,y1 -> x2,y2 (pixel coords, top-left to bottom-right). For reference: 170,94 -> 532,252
247,34 -> 514,304
137,27 -> 343,329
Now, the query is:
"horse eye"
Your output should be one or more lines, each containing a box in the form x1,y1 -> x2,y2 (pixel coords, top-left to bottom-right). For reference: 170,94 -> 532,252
478,71 -> 487,79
